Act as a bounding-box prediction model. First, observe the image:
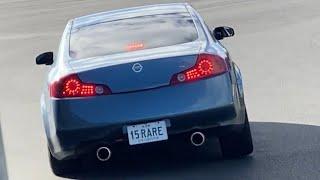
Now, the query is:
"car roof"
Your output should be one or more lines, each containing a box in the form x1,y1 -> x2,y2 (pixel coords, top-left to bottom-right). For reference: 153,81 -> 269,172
72,3 -> 191,29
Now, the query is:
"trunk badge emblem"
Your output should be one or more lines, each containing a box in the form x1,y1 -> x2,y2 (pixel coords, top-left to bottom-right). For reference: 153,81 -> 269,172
132,63 -> 143,73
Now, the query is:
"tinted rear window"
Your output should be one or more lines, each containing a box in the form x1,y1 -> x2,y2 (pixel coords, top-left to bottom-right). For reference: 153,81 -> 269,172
69,13 -> 198,60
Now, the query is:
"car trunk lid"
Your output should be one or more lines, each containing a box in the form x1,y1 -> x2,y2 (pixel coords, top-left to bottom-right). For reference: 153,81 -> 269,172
69,42 -> 202,93
75,54 -> 197,93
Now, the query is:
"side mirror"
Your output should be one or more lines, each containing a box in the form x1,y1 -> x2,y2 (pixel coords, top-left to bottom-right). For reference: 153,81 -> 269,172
36,52 -> 53,65
213,26 -> 235,40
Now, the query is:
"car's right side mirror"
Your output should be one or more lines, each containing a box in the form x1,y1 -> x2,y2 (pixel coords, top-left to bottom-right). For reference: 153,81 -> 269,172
213,26 -> 235,40
36,52 -> 54,65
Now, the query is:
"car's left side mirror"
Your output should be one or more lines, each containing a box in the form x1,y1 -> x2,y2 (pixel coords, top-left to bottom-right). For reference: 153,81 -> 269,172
36,52 -> 53,65
213,26 -> 235,40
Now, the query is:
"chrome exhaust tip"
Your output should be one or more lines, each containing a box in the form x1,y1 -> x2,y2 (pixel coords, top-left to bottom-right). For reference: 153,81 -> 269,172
190,132 -> 205,146
96,147 -> 111,162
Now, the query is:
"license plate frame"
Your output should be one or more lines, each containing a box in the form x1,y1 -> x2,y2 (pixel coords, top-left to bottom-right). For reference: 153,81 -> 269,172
126,120 -> 168,145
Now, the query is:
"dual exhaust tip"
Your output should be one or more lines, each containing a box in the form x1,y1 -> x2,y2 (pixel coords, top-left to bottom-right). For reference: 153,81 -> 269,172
96,132 -> 205,161
190,132 -> 205,146
96,146 -> 111,162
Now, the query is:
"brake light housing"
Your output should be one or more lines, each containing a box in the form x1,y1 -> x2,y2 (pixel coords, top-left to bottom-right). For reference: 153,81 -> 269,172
50,74 -> 111,98
170,54 -> 228,85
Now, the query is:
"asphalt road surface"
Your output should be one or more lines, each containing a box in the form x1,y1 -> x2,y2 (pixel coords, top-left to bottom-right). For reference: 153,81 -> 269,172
1,0 -> 320,179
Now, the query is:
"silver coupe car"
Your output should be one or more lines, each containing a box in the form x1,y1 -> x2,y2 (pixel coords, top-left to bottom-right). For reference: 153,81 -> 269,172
36,3 -> 253,176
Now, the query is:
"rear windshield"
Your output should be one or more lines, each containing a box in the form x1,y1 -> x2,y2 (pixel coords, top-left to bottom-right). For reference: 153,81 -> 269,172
69,13 -> 198,60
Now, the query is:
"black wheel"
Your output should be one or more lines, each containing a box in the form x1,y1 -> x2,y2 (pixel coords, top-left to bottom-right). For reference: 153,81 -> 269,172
48,149 -> 80,176
219,112 -> 253,158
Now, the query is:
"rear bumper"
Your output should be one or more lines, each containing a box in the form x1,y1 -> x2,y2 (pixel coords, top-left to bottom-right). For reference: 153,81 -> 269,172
44,74 -> 246,160
51,105 -> 245,160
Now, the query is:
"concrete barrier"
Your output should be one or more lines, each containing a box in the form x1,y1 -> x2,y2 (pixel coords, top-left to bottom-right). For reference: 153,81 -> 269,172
0,116 -> 8,180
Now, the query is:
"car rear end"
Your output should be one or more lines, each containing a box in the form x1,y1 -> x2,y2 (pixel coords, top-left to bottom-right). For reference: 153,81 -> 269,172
44,4 -> 246,162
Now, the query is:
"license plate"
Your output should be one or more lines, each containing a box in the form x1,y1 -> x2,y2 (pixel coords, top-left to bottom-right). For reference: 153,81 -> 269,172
127,121 -> 168,145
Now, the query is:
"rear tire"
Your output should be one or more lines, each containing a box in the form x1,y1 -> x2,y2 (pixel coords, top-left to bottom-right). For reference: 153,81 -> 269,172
219,112 -> 253,158
48,149 -> 80,176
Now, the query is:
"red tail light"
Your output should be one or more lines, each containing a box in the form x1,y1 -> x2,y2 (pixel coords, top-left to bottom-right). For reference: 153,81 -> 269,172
50,74 -> 111,98
170,54 -> 228,85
